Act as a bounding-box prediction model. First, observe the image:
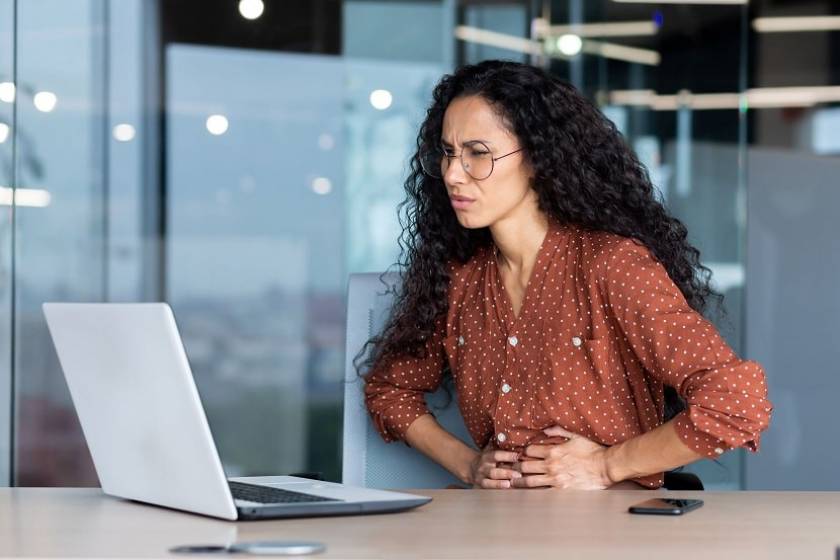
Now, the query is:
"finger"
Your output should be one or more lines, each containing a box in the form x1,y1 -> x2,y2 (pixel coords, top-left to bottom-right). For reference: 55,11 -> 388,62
480,478 -> 511,489
478,461 -> 496,478
479,461 -> 514,479
488,467 -> 522,480
524,445 -> 551,458
516,460 -> 548,474
543,425 -> 579,439
490,450 -> 520,463
510,475 -> 553,488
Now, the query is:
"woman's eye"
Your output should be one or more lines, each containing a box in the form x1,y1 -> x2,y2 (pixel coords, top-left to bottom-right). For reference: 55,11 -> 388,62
468,148 -> 490,157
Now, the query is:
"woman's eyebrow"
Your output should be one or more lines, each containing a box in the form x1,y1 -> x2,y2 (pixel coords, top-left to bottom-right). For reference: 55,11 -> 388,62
441,139 -> 494,147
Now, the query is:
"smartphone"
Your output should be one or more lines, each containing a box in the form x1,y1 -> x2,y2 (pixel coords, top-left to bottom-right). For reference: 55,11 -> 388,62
628,498 -> 704,515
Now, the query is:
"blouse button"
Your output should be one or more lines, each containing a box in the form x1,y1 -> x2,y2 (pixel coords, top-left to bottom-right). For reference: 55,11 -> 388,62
571,336 -> 582,347
714,447 -> 725,455
508,336 -> 519,347
501,383 -> 512,394
457,336 -> 465,346
496,432 -> 507,443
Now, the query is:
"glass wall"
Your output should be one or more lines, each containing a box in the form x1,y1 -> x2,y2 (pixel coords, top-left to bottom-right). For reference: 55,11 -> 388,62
165,46 -> 346,479
8,0 -> 153,486
743,0 -> 840,490
1,0 -> 837,491
13,0 -> 106,485
0,0 -> 13,487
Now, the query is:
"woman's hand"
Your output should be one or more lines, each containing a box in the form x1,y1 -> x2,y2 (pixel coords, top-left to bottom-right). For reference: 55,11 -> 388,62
468,444 -> 522,489
510,426 -> 613,490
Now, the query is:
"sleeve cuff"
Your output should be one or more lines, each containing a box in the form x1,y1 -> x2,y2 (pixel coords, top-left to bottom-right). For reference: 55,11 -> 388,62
673,410 -> 733,459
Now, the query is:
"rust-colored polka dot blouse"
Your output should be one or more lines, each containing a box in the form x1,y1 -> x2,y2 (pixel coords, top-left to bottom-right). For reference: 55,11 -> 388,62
364,220 -> 773,488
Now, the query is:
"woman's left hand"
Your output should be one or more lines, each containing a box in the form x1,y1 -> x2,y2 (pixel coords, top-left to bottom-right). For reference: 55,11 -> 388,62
510,426 -> 613,490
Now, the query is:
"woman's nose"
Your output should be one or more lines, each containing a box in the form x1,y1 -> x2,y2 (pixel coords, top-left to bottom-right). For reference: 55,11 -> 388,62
443,155 -> 468,184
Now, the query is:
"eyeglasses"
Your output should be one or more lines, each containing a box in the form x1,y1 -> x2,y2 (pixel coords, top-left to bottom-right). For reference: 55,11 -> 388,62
420,140 -> 522,181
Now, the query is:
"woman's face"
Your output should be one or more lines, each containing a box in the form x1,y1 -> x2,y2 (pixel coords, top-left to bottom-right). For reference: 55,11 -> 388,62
440,95 -> 534,229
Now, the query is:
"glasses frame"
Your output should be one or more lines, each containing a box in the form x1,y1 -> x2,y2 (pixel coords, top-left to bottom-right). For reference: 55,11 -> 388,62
421,140 -> 523,181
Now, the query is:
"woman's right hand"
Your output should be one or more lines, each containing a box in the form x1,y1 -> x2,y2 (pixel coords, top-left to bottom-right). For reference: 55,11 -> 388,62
468,445 -> 522,489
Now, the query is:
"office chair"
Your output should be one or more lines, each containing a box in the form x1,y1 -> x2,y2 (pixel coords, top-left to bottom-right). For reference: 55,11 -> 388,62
342,272 -> 703,492
663,471 -> 704,491
343,273 -> 471,489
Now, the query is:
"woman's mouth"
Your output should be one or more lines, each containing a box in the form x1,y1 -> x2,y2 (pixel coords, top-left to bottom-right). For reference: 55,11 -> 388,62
450,195 -> 475,210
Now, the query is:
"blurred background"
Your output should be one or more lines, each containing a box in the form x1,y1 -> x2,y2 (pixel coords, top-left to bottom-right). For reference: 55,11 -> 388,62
0,0 -> 837,490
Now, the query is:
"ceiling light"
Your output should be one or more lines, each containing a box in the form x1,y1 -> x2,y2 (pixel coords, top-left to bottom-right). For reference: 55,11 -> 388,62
0,187 -> 52,207
238,0 -> 264,20
206,114 -> 229,135
369,89 -> 393,111
455,26 -> 658,65
33,91 -> 57,112
545,21 -> 658,38
747,86 -> 840,108
0,82 -> 14,103
557,34 -> 583,56
112,123 -> 136,142
311,177 -> 332,195
610,86 -> 840,111
454,26 -> 543,57
582,40 -> 660,66
753,16 -> 840,33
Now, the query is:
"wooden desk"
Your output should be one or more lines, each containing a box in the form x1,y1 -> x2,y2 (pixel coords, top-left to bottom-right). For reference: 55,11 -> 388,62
1,488 -> 838,558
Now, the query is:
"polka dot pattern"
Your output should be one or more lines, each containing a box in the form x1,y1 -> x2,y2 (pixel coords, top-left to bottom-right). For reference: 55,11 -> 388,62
364,220 -> 773,488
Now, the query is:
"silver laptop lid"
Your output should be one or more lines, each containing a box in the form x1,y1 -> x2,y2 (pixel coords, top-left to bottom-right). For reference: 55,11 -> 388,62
42,302 -> 238,520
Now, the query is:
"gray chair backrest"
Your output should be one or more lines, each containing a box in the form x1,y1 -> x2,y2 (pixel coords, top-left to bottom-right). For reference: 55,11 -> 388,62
342,272 -> 474,489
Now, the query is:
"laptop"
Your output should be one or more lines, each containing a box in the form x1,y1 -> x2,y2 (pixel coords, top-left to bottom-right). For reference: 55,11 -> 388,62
42,302 -> 431,521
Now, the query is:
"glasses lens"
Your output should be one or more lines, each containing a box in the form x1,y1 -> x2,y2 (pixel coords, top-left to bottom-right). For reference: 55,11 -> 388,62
420,148 -> 443,178
463,142 -> 493,180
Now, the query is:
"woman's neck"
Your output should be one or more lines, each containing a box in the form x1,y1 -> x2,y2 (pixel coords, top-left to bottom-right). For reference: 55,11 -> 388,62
489,209 -> 550,277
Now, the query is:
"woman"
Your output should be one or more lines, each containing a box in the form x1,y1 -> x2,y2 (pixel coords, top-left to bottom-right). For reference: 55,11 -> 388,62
362,60 -> 772,490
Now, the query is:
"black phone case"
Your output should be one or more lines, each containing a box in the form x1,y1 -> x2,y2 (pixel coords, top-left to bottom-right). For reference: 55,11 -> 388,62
628,499 -> 704,515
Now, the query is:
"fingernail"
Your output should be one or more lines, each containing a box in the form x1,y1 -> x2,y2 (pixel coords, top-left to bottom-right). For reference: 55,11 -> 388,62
501,481 -> 510,488
513,472 -> 522,478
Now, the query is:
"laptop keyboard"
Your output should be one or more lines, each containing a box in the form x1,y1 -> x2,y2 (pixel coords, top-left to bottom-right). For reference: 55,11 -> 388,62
229,481 -> 340,504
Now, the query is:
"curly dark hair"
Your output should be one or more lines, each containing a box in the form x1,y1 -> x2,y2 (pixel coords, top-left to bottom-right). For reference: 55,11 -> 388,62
358,60 -> 721,421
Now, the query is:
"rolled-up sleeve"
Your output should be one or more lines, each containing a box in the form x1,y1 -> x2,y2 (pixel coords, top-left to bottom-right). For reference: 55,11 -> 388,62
600,239 -> 773,458
363,315 -> 447,443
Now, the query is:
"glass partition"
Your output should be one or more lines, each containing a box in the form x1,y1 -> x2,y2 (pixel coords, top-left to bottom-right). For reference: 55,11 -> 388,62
0,0 -> 14,486
11,0 -> 152,485
12,0 -> 105,485
165,46 -> 346,479
743,1 -> 840,491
